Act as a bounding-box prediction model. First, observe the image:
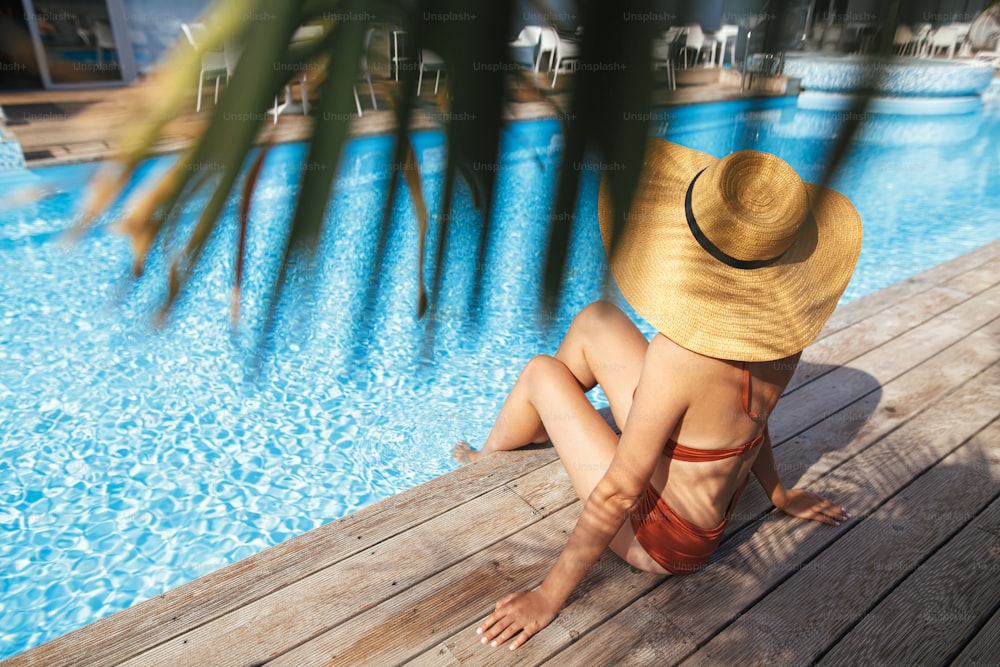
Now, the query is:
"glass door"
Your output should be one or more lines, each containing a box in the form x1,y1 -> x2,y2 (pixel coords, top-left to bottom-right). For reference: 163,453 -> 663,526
21,0 -> 136,87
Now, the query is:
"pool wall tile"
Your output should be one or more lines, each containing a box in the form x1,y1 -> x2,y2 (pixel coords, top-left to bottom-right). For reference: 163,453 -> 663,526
781,54 -> 995,97
0,138 -> 26,171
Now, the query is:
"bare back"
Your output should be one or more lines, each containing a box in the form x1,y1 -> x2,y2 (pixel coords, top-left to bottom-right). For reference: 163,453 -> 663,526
640,336 -> 801,529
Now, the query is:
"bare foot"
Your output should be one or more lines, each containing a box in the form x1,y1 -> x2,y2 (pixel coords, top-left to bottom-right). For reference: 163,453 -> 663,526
452,441 -> 481,465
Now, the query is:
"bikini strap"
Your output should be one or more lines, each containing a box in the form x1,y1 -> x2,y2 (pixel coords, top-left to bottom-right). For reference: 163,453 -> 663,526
742,362 -> 759,421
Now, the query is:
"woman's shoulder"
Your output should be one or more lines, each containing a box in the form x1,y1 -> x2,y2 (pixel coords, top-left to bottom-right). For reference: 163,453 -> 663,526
754,352 -> 802,388
649,335 -> 801,392
646,334 -> 732,381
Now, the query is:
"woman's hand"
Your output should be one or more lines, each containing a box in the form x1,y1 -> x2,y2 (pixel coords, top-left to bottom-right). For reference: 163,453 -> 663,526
777,488 -> 851,526
477,589 -> 559,651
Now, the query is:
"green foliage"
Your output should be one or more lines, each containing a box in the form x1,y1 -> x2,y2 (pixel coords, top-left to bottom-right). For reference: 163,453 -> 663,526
83,0 -> 898,362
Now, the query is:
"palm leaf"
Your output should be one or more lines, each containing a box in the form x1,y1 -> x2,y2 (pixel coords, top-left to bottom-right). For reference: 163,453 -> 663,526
253,3 -> 370,359
77,0 -> 882,361
545,0 -> 656,314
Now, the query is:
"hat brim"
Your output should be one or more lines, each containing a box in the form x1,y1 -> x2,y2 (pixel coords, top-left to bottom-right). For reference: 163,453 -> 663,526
599,139 -> 862,362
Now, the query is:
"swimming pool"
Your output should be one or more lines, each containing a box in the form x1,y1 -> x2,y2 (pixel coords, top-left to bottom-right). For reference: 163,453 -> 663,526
2,93 -> 999,658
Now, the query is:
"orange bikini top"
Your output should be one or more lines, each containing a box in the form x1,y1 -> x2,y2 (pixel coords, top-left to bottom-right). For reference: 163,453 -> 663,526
663,362 -> 764,462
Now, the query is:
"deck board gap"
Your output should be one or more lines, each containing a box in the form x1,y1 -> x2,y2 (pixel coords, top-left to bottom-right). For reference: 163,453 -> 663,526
784,287 -> 1000,404
773,337 -> 1000,460
948,598 -> 1000,666
785,280 -> 1000,402
811,487 -> 1000,666
113,458 -> 565,665
686,412 -> 1000,666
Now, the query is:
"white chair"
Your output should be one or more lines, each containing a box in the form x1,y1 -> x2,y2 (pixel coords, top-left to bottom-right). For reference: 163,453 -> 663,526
181,22 -> 228,112
537,26 -> 559,74
654,27 -> 687,87
219,36 -> 288,124
417,49 -> 445,95
93,20 -> 116,69
679,24 -> 712,68
651,36 -> 676,90
355,27 -> 378,116
913,23 -> 933,56
928,25 -> 960,58
387,28 -> 408,81
893,25 -> 918,55
714,24 -> 739,66
508,26 -> 544,87
266,25 -> 327,123
951,22 -> 972,41
545,27 -> 579,87
951,22 -> 972,56
663,26 -> 686,44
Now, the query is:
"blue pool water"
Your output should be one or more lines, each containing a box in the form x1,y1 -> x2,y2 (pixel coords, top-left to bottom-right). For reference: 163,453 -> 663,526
2,93 -> 999,658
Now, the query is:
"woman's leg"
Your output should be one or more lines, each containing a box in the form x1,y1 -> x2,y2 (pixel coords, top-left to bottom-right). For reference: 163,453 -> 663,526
554,300 -> 649,429
454,301 -> 648,461
460,353 -> 668,572
453,301 -> 666,571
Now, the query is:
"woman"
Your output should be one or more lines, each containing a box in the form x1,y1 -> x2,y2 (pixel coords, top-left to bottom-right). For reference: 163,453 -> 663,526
453,139 -> 863,651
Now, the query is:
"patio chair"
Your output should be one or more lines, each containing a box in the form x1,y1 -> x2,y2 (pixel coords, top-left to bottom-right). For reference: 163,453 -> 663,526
928,25 -> 961,58
537,26 -> 559,74
266,25 -> 324,123
714,24 -> 740,66
913,23 -> 933,56
951,23 -> 973,57
678,24 -> 713,68
651,36 -> 676,90
93,20 -> 116,69
355,27 -> 378,116
508,26 -> 545,87
417,49 -> 444,95
893,25 -> 918,55
546,27 -> 579,87
181,22 -> 227,112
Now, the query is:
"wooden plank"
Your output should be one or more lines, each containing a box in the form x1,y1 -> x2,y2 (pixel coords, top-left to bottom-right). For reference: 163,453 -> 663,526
545,363 -> 1000,665
532,600 -> 696,667
680,419 -> 1000,665
794,246 -> 999,392
266,506 -> 583,666
819,239 -> 1000,337
404,643 -> 464,667
429,551 -> 667,667
730,317 -> 1000,523
951,606 -> 1000,667
788,285 -> 977,393
116,462 -> 577,667
406,318 -> 1000,666
941,253 -> 1000,295
817,494 -> 1000,666
505,459 -> 574,516
770,285 -> 1000,443
5,448 -> 556,667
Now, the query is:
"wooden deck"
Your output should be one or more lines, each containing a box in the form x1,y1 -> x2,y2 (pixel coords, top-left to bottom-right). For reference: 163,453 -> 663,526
5,239 -> 1000,666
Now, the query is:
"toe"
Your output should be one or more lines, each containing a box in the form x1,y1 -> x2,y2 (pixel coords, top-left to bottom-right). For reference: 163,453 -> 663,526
452,441 -> 477,464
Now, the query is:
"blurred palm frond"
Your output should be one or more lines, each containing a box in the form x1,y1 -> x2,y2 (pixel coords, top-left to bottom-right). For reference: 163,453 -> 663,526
77,0 -> 908,359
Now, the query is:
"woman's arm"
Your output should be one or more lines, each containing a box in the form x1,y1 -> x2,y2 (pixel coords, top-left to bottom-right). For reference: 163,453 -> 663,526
752,431 -> 851,525
476,470 -> 641,650
751,430 -> 788,508
476,335 -> 687,650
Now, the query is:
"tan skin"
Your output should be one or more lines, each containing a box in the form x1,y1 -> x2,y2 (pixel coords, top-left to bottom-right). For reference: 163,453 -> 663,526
453,300 -> 850,651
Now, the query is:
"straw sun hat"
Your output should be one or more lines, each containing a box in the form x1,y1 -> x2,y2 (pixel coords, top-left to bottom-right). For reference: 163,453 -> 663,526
599,139 -> 863,362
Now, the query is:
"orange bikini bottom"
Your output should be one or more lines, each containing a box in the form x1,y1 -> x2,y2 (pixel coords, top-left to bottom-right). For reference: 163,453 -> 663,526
630,477 -> 747,575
